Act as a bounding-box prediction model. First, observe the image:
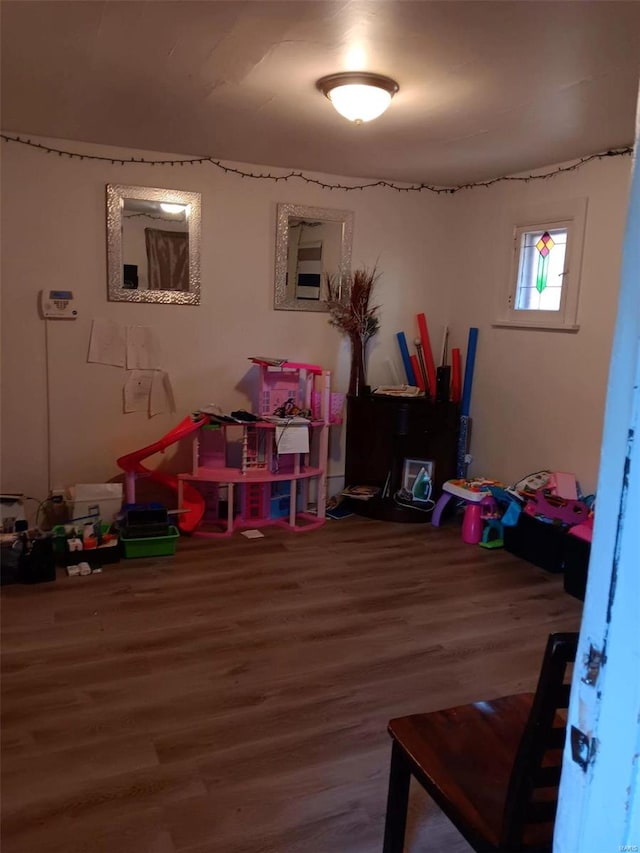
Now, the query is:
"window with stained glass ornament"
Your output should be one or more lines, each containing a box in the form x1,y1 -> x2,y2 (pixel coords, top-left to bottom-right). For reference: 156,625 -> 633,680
515,226 -> 568,312
496,198 -> 586,331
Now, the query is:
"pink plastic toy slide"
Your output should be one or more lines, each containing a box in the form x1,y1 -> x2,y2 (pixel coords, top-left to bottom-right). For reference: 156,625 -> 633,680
117,415 -> 208,533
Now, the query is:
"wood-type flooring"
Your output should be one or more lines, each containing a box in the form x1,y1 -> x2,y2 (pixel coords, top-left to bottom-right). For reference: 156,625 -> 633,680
1,516 -> 583,853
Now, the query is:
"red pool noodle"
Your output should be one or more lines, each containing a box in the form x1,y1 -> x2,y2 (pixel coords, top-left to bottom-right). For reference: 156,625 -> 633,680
410,354 -> 425,390
417,313 -> 437,395
451,348 -> 462,402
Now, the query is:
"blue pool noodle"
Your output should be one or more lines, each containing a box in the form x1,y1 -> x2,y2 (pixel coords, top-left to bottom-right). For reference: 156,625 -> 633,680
396,332 -> 417,385
461,327 -> 478,417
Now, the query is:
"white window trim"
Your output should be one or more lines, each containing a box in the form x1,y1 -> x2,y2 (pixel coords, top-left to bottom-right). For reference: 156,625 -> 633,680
494,197 -> 588,331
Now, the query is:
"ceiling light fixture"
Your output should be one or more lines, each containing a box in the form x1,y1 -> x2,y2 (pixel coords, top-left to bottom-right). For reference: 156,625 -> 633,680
316,72 -> 399,124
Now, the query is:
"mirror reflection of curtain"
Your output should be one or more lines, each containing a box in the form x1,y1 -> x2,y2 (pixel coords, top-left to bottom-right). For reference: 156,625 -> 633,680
294,223 -> 323,301
287,223 -> 301,296
296,238 -> 323,300
145,228 -> 189,291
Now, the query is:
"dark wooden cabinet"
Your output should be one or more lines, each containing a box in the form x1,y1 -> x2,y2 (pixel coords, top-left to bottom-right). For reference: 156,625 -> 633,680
344,394 -> 458,522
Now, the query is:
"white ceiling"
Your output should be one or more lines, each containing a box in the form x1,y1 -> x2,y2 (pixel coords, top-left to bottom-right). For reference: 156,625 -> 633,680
2,0 -> 639,186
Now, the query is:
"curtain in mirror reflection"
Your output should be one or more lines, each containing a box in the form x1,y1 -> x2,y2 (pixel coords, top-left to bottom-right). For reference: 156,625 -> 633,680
145,228 -> 189,291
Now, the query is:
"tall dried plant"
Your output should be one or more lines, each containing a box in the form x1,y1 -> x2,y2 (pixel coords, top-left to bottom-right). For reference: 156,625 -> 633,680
326,267 -> 381,343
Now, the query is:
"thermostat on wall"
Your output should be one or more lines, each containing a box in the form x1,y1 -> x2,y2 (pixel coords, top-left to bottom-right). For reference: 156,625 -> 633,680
39,290 -> 78,319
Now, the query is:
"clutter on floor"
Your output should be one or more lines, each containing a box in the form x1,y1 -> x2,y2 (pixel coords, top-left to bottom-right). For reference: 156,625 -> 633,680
503,471 -> 593,593
1,530 -> 56,585
432,470 -> 594,601
1,494 -> 186,586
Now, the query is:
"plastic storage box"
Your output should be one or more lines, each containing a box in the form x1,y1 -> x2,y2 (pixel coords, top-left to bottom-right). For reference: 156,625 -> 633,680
1,536 -> 55,585
69,483 -> 123,523
122,504 -> 169,538
563,533 -> 591,601
121,525 -> 180,559
53,524 -> 121,567
503,513 -> 567,573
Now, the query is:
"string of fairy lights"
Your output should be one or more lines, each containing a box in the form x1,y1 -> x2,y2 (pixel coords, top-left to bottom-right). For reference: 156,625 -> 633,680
0,133 -> 633,195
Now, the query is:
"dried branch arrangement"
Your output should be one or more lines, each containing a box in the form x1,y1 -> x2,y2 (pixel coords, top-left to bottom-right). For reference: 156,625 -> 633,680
326,267 -> 381,342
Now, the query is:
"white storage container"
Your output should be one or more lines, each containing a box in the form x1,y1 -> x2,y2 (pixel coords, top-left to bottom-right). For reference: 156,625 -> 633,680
68,484 -> 123,523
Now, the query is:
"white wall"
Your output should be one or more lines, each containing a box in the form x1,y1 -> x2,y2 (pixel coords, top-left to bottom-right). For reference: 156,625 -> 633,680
446,156 -> 632,494
0,136 -> 631,507
0,135 -> 450,505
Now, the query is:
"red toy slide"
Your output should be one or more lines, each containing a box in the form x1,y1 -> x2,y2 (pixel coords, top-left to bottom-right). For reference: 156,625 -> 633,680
117,415 -> 207,533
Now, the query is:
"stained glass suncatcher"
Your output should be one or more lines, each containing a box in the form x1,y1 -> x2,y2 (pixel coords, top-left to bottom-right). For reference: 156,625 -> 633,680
535,231 -> 555,293
515,227 -> 568,312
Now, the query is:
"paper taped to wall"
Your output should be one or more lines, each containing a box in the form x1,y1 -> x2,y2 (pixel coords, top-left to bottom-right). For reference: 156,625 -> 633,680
124,370 -> 154,413
150,371 -> 176,416
88,319 -> 126,367
126,325 -> 163,370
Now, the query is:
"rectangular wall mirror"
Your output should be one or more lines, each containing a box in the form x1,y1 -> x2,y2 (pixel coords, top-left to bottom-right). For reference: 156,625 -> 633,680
106,184 -> 201,305
274,203 -> 353,312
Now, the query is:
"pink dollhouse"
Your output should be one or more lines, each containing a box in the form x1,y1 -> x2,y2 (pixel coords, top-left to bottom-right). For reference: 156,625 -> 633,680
175,359 -> 340,537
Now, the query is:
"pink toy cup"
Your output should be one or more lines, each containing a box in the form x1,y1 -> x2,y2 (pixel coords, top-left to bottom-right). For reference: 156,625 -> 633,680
462,503 -> 483,544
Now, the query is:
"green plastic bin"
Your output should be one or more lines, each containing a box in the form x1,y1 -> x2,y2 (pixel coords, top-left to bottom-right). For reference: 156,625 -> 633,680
121,525 -> 180,559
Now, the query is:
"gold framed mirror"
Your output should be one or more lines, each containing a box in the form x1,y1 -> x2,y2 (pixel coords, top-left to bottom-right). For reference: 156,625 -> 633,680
106,184 -> 201,305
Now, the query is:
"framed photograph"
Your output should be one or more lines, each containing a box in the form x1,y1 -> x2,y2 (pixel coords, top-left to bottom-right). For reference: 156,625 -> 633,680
402,458 -> 435,502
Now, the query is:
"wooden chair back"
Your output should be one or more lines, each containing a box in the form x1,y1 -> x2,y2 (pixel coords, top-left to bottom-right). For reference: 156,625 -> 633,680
501,632 -> 578,849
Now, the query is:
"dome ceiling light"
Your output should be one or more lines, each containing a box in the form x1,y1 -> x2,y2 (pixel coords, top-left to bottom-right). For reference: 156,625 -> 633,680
316,72 -> 399,124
